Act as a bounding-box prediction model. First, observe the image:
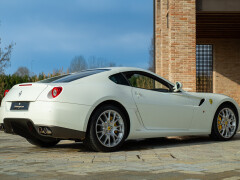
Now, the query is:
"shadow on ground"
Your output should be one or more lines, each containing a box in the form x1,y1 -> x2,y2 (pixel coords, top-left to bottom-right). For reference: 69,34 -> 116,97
52,133 -> 240,152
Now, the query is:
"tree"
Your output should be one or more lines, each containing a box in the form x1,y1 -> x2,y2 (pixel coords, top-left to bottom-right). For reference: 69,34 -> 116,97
88,56 -> 116,69
53,67 -> 64,76
14,66 -> 30,77
69,55 -> 116,73
69,56 -> 87,73
0,38 -> 14,75
148,37 -> 154,72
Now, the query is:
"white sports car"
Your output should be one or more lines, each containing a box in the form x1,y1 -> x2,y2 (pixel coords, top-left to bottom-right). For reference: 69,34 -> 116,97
0,67 -> 239,152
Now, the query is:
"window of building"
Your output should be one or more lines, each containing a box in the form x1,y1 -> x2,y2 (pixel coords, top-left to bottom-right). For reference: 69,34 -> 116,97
196,45 -> 213,92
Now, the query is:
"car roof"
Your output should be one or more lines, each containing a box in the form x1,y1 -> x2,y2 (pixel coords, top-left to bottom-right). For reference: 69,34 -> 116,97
48,67 -> 174,86
97,67 -> 175,86
97,67 -> 150,73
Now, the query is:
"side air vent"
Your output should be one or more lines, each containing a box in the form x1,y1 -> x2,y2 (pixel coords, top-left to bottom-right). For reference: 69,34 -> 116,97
199,99 -> 205,106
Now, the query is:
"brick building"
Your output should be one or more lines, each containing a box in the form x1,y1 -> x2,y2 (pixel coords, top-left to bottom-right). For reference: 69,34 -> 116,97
154,0 -> 240,105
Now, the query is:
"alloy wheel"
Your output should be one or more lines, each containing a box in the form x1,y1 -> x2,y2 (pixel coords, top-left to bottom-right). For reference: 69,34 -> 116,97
95,110 -> 125,147
217,108 -> 237,138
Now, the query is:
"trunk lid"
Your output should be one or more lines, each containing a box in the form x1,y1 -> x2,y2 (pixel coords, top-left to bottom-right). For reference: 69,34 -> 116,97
4,83 -> 48,102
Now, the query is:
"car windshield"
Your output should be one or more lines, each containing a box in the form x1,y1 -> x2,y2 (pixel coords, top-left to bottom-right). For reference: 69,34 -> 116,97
38,69 -> 109,83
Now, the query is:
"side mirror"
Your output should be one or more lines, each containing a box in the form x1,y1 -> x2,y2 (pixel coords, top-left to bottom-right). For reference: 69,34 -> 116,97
173,82 -> 183,92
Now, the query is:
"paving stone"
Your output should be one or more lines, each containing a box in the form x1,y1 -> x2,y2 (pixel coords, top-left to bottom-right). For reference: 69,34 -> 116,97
223,176 -> 240,180
1,132 -> 240,179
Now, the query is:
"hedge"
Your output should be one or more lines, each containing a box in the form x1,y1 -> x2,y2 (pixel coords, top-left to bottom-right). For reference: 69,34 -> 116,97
0,72 -> 63,103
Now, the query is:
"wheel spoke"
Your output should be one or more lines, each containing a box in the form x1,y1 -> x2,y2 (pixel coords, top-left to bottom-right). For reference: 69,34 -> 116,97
225,110 -> 229,118
113,128 -> 121,133
108,111 -> 111,123
95,109 -> 125,148
112,112 -> 116,122
217,108 -> 236,139
97,124 -> 104,127
113,117 -> 121,124
221,128 -> 225,136
222,110 -> 225,117
99,118 -> 105,124
103,113 -> 108,122
108,135 -> 111,146
230,124 -> 236,128
110,134 -> 118,145
103,136 -> 108,144
230,117 -> 236,123
115,125 -> 122,128
99,133 -> 105,140
97,130 -> 104,133
226,128 -> 229,137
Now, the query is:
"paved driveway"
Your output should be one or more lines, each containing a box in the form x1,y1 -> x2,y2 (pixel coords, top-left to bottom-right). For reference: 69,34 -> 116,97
0,131 -> 240,180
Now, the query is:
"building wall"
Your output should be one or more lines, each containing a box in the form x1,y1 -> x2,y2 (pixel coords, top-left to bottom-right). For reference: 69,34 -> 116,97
155,0 -> 196,91
197,39 -> 240,105
155,0 -> 170,80
155,0 -> 240,105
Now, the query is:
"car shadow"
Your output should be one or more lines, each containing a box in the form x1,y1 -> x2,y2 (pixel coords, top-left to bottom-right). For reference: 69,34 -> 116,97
52,142 -> 88,151
52,133 -> 240,152
121,134 -> 240,151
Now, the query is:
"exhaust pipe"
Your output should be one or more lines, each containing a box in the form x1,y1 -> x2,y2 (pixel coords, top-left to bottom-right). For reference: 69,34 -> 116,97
0,123 -> 4,131
38,126 -> 52,135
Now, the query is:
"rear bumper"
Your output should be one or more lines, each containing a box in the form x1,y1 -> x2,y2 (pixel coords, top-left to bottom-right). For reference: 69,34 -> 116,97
1,118 -> 85,140
0,106 -> 3,124
0,101 -> 92,132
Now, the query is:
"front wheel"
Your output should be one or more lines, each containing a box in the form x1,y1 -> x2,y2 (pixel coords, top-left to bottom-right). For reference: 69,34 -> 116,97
210,105 -> 238,141
84,105 -> 128,152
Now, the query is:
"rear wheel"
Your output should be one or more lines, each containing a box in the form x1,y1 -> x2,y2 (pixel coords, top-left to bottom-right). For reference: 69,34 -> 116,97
27,138 -> 60,148
210,105 -> 238,140
84,105 -> 128,152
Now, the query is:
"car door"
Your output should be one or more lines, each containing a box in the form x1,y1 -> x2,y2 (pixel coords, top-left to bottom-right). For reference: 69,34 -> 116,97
123,71 -> 194,130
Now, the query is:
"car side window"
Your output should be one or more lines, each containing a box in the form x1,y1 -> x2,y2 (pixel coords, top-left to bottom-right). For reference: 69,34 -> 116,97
124,72 -> 172,92
109,73 -> 130,86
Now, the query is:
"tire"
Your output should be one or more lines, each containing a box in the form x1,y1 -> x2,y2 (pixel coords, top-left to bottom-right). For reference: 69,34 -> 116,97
210,104 -> 239,141
27,138 -> 60,148
84,105 -> 128,152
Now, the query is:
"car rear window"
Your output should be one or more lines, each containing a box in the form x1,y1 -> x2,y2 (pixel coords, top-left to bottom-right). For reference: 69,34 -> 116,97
39,69 -> 109,83
38,74 -> 69,83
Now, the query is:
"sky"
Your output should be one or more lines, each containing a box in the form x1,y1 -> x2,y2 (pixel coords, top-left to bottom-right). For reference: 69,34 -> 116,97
0,0 -> 153,75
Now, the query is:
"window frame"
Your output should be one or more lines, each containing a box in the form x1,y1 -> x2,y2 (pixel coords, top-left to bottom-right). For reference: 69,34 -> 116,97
122,71 -> 174,93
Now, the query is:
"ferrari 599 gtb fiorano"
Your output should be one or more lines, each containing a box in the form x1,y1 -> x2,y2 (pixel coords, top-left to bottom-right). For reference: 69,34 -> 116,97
0,67 -> 239,152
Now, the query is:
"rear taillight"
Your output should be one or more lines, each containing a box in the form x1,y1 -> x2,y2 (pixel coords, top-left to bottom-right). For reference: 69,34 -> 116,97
4,90 -> 9,97
52,87 -> 63,98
